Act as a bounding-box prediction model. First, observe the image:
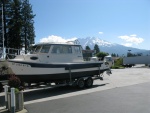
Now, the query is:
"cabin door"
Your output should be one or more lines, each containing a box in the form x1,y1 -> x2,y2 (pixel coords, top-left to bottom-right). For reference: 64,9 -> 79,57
38,45 -> 51,63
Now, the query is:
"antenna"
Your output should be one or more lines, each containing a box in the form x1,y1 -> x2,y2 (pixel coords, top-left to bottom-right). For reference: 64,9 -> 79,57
74,39 -> 80,45
66,39 -> 80,45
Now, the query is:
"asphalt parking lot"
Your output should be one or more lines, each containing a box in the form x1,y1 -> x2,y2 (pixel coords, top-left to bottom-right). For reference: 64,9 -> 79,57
25,81 -> 150,113
0,66 -> 150,113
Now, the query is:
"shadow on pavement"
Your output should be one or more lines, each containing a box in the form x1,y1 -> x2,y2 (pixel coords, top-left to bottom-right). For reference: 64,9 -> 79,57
0,83 -> 108,107
24,83 -> 107,102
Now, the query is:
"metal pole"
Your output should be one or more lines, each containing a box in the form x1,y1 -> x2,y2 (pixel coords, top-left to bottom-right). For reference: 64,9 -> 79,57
11,88 -> 15,113
3,85 -> 9,109
98,65 -> 100,75
69,67 -> 72,85
2,4 -> 5,59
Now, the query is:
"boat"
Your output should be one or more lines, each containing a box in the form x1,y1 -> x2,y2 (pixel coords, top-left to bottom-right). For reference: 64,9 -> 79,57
104,55 -> 114,67
0,41 -> 111,86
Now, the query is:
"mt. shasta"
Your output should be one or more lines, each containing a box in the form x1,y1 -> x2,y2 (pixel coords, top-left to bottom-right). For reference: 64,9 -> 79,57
78,37 -> 149,56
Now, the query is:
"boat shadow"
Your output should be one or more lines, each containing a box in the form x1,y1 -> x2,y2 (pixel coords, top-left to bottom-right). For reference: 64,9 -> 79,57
24,83 -> 108,102
0,83 -> 108,107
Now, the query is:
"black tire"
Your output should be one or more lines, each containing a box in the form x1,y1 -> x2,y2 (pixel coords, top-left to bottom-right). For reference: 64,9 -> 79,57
0,83 -> 3,92
85,77 -> 93,88
77,78 -> 85,89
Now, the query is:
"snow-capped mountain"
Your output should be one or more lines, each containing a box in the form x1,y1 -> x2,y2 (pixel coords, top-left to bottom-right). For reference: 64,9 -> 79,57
78,37 -> 149,56
79,37 -> 115,48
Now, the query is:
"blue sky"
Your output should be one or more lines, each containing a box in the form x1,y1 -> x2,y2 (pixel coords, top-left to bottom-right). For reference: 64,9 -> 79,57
29,0 -> 150,50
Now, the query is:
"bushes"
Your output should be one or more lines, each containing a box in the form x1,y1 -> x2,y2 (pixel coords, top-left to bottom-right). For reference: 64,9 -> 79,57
111,58 -> 125,69
111,65 -> 124,69
8,75 -> 23,92
111,66 -> 120,69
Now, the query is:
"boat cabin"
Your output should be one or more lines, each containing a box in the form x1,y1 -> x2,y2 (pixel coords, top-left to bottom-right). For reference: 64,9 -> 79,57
14,43 -> 84,63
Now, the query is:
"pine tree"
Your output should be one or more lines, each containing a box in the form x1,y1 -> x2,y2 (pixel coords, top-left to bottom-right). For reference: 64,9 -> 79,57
0,0 -> 35,51
85,45 -> 91,50
94,44 -> 100,54
21,0 -> 35,52
7,0 -> 23,49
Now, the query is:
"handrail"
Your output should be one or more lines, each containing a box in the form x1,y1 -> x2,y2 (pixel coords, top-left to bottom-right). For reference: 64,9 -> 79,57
0,47 -> 28,59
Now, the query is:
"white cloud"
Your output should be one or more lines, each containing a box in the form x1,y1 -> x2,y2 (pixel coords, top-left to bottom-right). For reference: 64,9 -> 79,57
130,34 -> 137,37
39,35 -> 77,43
98,32 -> 103,34
118,34 -> 144,45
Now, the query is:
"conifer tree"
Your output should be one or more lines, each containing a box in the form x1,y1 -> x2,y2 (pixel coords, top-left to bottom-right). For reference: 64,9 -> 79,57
7,0 -> 23,49
94,44 -> 100,54
0,0 -> 35,51
85,45 -> 91,50
21,0 -> 35,52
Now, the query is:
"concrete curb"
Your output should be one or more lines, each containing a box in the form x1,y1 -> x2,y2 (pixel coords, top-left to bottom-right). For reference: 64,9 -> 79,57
0,108 -> 27,113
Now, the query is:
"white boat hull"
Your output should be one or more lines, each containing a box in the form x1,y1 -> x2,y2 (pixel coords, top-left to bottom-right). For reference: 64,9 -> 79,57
0,42 -> 111,83
2,60 -> 110,83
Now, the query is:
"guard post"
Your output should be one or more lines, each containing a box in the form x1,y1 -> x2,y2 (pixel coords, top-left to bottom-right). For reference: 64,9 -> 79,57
3,85 -> 9,109
11,88 -> 15,113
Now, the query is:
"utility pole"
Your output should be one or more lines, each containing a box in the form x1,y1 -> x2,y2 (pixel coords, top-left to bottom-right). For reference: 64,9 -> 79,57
2,3 -> 5,59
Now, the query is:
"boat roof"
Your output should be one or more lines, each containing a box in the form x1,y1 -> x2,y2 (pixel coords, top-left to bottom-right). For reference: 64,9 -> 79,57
32,41 -> 81,46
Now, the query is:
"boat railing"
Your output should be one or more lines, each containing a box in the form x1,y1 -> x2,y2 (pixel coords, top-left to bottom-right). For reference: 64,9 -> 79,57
66,39 -> 80,45
37,40 -> 80,45
0,47 -> 27,59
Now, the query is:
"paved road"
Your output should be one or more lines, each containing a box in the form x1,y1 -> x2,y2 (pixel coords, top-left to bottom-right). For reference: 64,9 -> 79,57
0,67 -> 150,113
25,82 -> 150,113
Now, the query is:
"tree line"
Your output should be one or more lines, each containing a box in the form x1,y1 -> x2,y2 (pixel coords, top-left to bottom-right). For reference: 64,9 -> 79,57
0,0 -> 35,52
85,44 -> 120,59
85,44 -> 109,60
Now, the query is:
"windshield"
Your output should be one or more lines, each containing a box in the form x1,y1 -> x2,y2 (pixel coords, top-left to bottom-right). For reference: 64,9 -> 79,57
51,45 -> 72,54
40,45 -> 51,53
28,45 -> 37,54
105,57 -> 112,61
28,45 -> 51,54
28,45 -> 41,54
35,46 -> 42,53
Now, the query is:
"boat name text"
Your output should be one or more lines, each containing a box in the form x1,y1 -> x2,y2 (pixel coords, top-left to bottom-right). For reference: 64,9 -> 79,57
12,63 -> 30,67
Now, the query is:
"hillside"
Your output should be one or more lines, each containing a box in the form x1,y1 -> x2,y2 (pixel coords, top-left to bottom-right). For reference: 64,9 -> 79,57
78,37 -> 149,56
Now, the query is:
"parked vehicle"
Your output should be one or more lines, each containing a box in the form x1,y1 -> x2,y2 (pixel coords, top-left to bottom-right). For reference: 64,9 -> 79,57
0,41 -> 111,91
123,56 -> 150,67
104,55 -> 114,68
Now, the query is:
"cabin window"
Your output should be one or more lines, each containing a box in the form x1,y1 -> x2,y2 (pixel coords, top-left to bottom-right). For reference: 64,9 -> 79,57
34,46 -> 42,53
51,45 -> 72,54
29,45 -> 37,54
40,45 -> 51,53
105,57 -> 112,61
62,45 -> 72,53
74,46 -> 81,53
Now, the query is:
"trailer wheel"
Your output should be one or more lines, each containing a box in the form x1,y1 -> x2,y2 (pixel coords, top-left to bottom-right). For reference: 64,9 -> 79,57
77,78 -> 85,89
85,77 -> 93,88
0,83 -> 3,92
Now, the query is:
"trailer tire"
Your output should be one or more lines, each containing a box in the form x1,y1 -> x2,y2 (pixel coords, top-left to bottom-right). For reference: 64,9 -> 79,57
0,83 -> 3,92
77,78 -> 85,89
85,77 -> 93,88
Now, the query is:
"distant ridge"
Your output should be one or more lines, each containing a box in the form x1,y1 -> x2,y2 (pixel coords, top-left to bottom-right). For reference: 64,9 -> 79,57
78,37 -> 149,56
